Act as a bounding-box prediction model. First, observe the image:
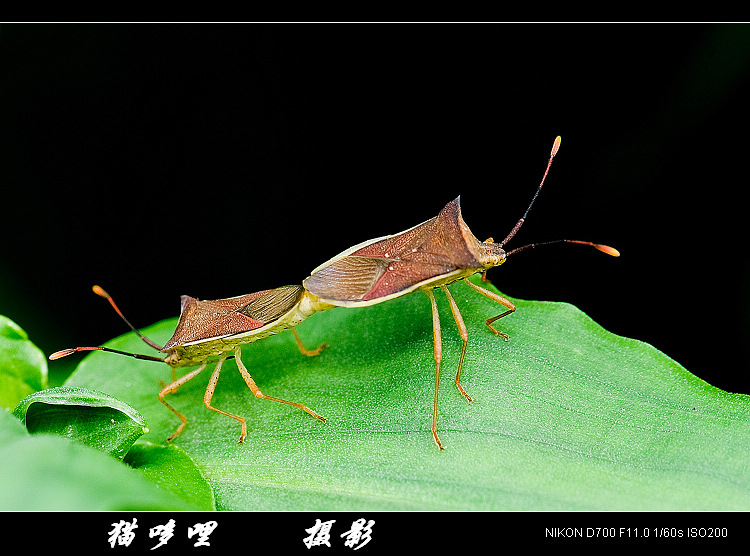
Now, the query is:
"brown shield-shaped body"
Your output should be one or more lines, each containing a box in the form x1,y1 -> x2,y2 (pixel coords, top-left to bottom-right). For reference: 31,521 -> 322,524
303,196 -> 504,306
159,283 -> 334,369
162,284 -> 309,365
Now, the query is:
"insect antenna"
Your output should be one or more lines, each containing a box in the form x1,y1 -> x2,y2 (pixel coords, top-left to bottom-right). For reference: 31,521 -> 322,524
506,239 -> 620,258
92,285 -> 164,351
48,285 -> 169,363
498,135 -> 562,248
494,136 -> 620,260
49,346 -> 166,362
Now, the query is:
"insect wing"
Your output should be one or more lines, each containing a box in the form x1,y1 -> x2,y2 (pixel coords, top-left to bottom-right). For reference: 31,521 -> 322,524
162,285 -> 304,349
303,256 -> 392,302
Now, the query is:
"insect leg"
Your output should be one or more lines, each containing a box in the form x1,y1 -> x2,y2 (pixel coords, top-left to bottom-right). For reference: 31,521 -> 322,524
439,285 -> 473,403
233,346 -> 327,423
202,355 -> 251,444
291,328 -> 327,357
425,289 -> 445,450
463,279 -> 516,340
159,361 -> 208,442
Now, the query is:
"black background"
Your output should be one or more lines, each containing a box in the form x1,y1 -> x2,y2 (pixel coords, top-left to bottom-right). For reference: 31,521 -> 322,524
2,24 -> 749,393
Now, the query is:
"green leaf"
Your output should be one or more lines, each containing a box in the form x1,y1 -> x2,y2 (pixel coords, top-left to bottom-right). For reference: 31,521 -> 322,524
0,315 -> 47,410
0,408 -> 200,510
0,319 -> 212,510
64,277 -> 750,510
124,441 -> 216,510
13,386 -> 148,458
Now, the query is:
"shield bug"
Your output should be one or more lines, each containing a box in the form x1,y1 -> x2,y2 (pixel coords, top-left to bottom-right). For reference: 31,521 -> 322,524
303,136 -> 619,450
50,284 -> 333,443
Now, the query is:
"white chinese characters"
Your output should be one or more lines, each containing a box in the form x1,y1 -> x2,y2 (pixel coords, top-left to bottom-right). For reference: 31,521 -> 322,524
304,518 -> 375,550
107,519 -> 217,549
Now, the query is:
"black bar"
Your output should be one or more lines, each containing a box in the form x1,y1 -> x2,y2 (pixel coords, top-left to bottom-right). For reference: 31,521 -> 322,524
7,511 -> 743,552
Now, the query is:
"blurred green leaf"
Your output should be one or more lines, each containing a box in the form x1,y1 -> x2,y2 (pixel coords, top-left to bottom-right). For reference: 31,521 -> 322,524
63,277 -> 750,510
7,386 -> 214,509
13,386 -> 148,459
0,315 -> 47,410
0,408 -> 200,510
